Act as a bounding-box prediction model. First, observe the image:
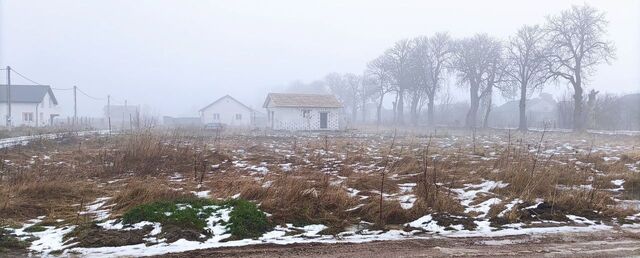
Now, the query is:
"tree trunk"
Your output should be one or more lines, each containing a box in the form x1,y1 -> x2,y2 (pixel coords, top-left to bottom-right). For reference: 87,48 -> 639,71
427,94 -> 435,127
377,94 -> 384,126
573,86 -> 584,131
410,93 -> 420,126
572,68 -> 586,131
392,93 -> 399,123
518,83 -> 527,131
397,89 -> 405,125
352,104 -> 357,123
465,85 -> 479,128
483,96 -> 492,128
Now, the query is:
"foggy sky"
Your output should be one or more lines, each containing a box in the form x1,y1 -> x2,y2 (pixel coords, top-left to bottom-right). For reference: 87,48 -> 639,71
1,0 -> 639,117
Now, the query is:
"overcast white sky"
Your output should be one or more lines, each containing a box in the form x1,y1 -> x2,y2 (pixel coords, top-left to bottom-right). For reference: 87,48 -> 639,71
1,0 -> 639,117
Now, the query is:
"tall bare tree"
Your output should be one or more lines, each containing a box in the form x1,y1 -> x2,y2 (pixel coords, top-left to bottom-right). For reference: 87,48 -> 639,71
452,34 -> 502,128
412,33 -> 453,126
366,55 -> 393,125
503,25 -> 550,131
384,39 -> 416,125
325,73 -> 362,122
545,4 -> 615,131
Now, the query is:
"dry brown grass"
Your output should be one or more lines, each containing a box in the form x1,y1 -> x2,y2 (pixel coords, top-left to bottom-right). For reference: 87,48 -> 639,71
623,172 -> 640,200
413,177 -> 464,214
360,199 -> 411,226
346,174 -> 399,194
0,179 -> 100,221
238,175 -> 357,228
108,178 -> 190,216
1,128 -> 638,233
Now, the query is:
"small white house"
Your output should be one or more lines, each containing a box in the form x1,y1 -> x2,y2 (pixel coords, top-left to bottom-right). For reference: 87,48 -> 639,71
263,93 -> 343,131
199,95 -> 257,127
0,85 -> 60,127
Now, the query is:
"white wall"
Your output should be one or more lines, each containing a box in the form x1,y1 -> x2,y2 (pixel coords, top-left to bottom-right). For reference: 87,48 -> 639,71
0,92 -> 60,127
266,106 -> 341,131
200,96 -> 253,126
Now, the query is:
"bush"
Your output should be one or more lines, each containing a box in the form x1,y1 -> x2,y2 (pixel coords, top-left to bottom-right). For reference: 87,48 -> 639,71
226,199 -> 272,239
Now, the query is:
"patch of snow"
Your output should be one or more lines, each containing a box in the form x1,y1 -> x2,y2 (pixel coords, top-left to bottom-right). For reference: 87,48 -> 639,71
191,190 -> 211,198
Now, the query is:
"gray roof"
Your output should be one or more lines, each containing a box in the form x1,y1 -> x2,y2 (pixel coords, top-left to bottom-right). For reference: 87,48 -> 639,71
263,93 -> 343,108
0,85 -> 58,105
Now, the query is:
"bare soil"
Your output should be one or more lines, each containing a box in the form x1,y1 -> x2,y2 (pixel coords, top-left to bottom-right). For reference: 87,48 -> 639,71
155,228 -> 640,258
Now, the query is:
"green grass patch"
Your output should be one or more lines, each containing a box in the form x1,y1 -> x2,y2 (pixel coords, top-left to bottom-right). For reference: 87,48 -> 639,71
226,199 -> 271,239
122,198 -> 272,240
0,228 -> 29,252
23,224 -> 47,233
122,198 -> 218,231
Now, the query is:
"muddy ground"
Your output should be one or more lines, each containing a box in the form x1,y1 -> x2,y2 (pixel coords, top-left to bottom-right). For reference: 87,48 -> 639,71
156,228 -> 640,258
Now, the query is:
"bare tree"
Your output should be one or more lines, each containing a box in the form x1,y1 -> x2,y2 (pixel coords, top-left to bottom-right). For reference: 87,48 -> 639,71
326,73 -> 362,123
504,24 -> 550,131
480,52 -> 508,129
545,4 -> 615,131
345,73 -> 362,122
452,34 -> 502,128
412,33 -> 453,126
360,73 -> 379,123
384,39 -> 416,125
366,55 -> 393,125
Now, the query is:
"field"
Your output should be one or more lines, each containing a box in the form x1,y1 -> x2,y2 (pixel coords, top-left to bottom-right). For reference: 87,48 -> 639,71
1,127 -> 639,257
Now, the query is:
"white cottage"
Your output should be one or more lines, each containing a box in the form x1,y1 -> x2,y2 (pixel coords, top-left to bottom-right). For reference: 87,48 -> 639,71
0,85 -> 60,127
263,93 -> 343,131
199,95 -> 257,127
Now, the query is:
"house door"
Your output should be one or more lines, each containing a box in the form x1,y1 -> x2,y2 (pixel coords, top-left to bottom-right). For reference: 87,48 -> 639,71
320,112 -> 328,129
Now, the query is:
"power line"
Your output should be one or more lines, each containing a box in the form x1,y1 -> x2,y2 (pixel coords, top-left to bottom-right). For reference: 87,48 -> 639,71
76,87 -> 105,101
9,68 -> 44,85
51,87 -> 74,91
6,68 -> 126,111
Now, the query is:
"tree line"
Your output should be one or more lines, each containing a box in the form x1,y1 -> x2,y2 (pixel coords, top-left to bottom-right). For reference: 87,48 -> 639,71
292,4 -> 615,131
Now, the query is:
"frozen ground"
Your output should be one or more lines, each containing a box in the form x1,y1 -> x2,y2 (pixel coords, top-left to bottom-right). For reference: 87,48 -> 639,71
2,128 -> 639,257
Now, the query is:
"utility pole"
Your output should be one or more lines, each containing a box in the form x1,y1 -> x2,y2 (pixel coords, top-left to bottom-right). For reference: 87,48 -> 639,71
136,104 -> 140,129
123,99 -> 127,130
361,75 -> 366,123
6,66 -> 11,128
73,85 -> 77,126
107,95 -> 111,132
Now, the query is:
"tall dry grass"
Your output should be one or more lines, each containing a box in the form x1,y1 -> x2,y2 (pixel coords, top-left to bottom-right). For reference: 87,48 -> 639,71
239,175 -> 357,229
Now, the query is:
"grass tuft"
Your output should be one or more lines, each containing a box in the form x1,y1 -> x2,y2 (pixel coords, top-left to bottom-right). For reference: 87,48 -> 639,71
226,199 -> 271,240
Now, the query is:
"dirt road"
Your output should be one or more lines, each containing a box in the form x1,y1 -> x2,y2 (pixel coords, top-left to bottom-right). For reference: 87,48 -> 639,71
156,228 -> 640,258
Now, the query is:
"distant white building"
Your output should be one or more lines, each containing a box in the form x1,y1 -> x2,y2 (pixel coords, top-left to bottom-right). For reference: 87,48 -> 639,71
263,93 -> 343,131
199,95 -> 258,127
0,85 -> 60,127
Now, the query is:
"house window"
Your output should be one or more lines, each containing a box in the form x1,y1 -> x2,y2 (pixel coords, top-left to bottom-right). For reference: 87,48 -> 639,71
235,114 -> 242,120
22,112 -> 34,122
213,113 -> 220,120
302,110 -> 310,118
